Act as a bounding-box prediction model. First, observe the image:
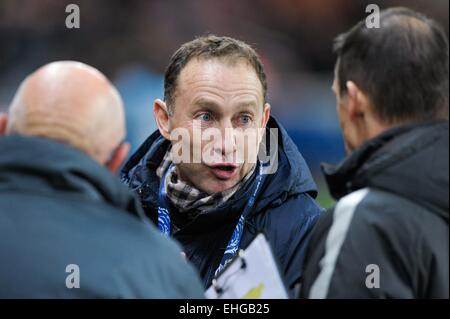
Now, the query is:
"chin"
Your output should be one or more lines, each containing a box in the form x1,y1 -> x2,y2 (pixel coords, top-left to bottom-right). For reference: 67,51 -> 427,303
202,180 -> 238,194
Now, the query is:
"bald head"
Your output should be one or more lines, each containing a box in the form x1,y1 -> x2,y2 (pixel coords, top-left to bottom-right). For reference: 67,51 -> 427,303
5,61 -> 126,165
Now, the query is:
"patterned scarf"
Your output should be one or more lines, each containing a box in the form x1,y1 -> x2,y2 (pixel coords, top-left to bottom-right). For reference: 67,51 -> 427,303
156,148 -> 255,219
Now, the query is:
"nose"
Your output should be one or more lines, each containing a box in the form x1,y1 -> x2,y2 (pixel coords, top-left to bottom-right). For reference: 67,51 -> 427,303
218,119 -> 236,161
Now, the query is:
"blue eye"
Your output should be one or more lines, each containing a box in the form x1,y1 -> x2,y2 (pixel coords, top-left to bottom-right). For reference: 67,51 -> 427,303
199,113 -> 211,121
240,115 -> 251,125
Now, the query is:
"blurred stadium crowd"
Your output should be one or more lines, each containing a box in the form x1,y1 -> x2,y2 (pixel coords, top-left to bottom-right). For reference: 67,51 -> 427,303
0,0 -> 448,206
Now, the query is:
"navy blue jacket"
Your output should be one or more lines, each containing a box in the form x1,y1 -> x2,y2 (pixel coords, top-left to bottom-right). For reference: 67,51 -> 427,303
0,136 -> 204,298
122,117 -> 324,295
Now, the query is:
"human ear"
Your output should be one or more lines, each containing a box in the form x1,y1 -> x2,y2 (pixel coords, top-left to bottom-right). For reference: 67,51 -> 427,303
106,142 -> 130,173
261,103 -> 271,129
346,81 -> 364,121
153,99 -> 171,140
0,113 -> 8,136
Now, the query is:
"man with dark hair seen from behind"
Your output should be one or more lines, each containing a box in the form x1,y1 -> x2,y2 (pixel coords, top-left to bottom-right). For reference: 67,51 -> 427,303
301,7 -> 449,298
0,61 -> 204,298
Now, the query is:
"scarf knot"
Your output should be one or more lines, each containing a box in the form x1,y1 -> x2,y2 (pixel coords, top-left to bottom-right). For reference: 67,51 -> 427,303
156,148 -> 255,219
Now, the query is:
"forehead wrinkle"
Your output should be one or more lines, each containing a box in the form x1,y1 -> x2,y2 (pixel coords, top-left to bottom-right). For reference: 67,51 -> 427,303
182,77 -> 262,94
178,59 -> 263,94
189,86 -> 260,107
186,79 -> 261,97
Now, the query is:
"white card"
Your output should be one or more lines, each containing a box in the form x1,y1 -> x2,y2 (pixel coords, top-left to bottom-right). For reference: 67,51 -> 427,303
205,233 -> 289,299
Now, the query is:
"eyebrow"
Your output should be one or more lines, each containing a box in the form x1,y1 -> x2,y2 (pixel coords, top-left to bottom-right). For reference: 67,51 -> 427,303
193,99 -> 259,111
193,99 -> 219,109
236,101 -> 258,109
192,99 -> 223,115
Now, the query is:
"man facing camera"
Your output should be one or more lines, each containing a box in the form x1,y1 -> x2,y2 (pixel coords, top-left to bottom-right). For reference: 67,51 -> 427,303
0,61 -> 204,298
302,8 -> 448,298
121,35 -> 324,295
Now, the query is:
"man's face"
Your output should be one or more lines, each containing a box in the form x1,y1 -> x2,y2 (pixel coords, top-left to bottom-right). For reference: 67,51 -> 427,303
166,58 -> 270,194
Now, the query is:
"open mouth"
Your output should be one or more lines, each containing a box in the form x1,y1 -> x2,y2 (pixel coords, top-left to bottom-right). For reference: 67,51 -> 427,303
206,163 -> 239,180
216,165 -> 235,171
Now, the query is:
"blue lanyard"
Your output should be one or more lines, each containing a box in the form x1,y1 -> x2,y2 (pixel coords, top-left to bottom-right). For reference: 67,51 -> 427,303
157,162 -> 264,278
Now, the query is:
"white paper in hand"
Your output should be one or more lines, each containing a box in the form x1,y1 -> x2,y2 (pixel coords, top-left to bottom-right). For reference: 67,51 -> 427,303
205,233 -> 289,299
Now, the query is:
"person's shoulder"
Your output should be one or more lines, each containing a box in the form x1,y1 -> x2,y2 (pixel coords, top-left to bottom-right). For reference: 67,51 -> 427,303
102,212 -> 205,298
130,236 -> 204,297
350,187 -> 430,218
79,200 -> 183,267
265,192 -> 324,219
256,192 -> 324,251
253,192 -> 324,241
335,187 -> 440,242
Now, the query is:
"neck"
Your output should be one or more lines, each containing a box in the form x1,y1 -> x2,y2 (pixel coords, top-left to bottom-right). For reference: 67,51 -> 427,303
365,116 -> 395,141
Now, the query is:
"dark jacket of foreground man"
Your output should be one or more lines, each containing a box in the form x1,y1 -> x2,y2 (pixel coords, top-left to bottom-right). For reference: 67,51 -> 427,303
121,117 -> 324,295
0,136 -> 204,298
301,121 -> 449,299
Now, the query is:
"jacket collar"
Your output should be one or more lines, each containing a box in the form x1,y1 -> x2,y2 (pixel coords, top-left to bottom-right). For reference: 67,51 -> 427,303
0,135 -> 146,219
323,121 -> 449,220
